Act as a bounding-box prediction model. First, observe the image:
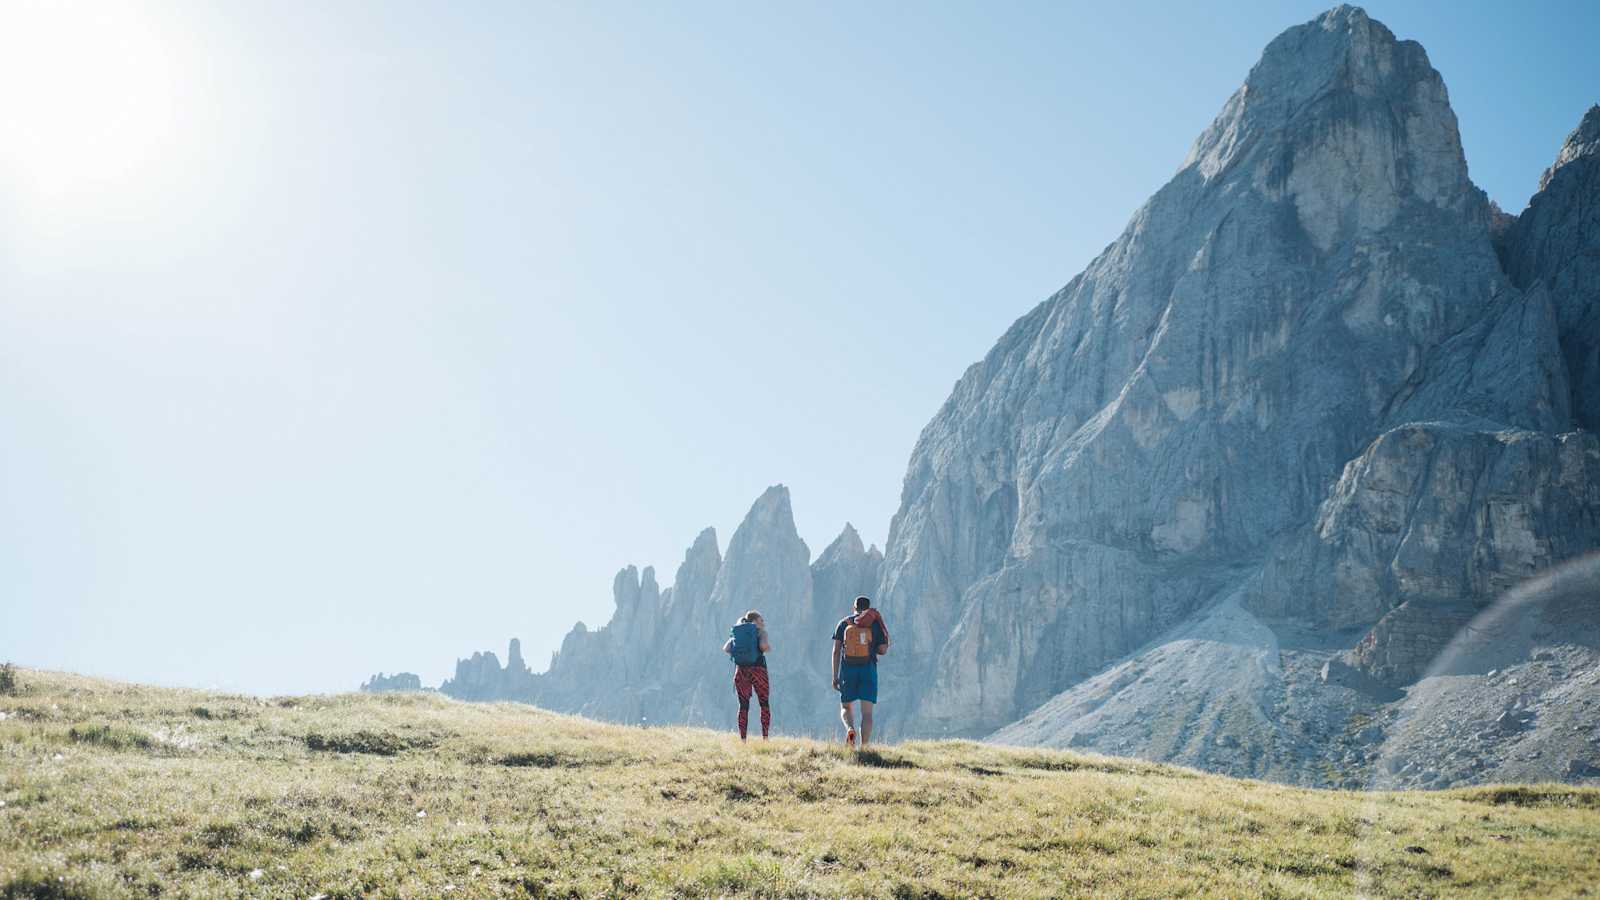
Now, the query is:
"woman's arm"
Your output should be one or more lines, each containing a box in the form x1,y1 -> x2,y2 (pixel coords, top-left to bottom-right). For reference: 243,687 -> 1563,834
758,627 -> 771,653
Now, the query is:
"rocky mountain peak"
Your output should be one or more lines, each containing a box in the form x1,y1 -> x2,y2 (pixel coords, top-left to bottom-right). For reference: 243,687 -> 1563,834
437,639 -> 536,702
656,528 -> 720,619
613,565 -> 641,609
1253,5 -> 1402,97
1185,3 -> 1470,245
736,485 -> 798,537
688,527 -> 720,562
1539,103 -> 1600,191
711,485 -> 810,614
817,522 -> 866,567
359,671 -> 422,693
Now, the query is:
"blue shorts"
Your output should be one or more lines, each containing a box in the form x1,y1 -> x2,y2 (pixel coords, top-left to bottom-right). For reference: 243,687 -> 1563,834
838,663 -> 877,704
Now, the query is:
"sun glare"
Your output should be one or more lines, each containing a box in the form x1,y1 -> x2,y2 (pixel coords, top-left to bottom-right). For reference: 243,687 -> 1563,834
0,1 -> 183,209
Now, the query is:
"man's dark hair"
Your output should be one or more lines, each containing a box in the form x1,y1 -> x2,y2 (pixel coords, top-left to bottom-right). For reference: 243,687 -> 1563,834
854,596 -> 871,611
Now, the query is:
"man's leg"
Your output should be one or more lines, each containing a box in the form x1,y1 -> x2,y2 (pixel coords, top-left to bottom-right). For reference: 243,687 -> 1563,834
733,667 -> 752,740
859,701 -> 875,747
839,700 -> 855,737
752,667 -> 771,738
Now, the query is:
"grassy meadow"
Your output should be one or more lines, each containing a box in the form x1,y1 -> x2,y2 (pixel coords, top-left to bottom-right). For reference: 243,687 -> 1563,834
1,667 -> 1597,898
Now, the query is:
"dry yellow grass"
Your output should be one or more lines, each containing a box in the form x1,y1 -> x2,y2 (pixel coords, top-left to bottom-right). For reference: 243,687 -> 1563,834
1,667 -> 1597,898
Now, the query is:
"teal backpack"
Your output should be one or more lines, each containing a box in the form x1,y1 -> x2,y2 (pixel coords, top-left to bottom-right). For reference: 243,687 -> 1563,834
729,622 -> 761,665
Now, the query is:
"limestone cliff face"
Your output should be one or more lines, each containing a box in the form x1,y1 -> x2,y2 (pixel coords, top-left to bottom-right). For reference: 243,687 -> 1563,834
974,14 -> 1600,786
878,5 -> 1577,737
1251,426 -> 1599,667
1498,105 -> 1600,431
1285,101 -> 1600,690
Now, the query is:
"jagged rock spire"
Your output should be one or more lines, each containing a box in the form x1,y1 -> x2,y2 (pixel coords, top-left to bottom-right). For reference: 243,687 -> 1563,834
1539,103 -> 1600,191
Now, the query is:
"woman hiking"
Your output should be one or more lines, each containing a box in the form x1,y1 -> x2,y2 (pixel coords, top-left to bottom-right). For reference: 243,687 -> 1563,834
723,609 -> 771,740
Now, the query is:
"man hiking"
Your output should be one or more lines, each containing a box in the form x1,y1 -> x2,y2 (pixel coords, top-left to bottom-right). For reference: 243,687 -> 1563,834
831,595 -> 889,750
723,609 -> 771,741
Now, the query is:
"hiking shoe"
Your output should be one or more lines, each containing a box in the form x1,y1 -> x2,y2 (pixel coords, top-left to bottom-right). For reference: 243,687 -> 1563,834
846,729 -> 857,750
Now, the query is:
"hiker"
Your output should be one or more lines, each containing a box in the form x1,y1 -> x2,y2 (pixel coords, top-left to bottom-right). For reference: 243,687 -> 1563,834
832,595 -> 889,749
723,609 -> 771,740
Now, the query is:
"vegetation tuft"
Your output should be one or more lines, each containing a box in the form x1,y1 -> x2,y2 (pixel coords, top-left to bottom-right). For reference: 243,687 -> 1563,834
1,870 -> 97,900
0,662 -> 17,696
1,667 -> 1596,898
66,723 -> 152,751
303,729 -> 438,756
497,751 -> 565,768
189,704 -> 251,721
1458,785 -> 1600,809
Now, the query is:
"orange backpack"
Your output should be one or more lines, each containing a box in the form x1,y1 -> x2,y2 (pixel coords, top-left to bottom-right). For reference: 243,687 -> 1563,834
841,610 -> 879,661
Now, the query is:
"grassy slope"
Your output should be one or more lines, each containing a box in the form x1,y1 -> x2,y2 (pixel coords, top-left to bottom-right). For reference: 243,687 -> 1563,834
1,669 -> 1597,899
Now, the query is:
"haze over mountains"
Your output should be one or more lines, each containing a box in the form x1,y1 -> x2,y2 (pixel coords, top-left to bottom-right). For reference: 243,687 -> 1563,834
370,7 -> 1600,788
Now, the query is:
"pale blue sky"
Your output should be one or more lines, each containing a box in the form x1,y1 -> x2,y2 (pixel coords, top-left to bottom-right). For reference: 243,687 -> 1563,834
2,2 -> 1595,694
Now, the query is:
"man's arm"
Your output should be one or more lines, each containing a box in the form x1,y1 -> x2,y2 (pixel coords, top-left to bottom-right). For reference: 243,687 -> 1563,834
831,640 -> 842,688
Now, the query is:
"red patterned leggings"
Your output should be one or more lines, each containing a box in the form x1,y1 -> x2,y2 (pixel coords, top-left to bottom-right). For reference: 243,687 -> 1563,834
733,665 -> 770,739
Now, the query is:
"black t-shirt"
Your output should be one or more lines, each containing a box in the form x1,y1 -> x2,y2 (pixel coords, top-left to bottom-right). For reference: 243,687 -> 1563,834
833,615 -> 888,665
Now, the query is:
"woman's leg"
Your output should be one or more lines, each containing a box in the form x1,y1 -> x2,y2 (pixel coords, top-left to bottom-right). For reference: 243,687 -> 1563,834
733,666 -> 753,740
732,666 -> 752,736
752,667 -> 771,738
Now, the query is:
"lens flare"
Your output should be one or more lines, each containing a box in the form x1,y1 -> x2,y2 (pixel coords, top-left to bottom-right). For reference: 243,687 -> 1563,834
1355,552 -> 1600,895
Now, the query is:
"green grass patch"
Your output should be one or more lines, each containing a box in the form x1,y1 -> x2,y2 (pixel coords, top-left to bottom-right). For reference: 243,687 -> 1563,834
66,722 -> 152,751
689,855 -> 785,896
